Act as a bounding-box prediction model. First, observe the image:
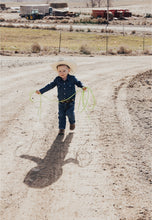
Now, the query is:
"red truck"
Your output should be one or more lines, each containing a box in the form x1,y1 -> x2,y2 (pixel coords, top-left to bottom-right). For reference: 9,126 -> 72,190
92,10 -> 113,20
110,9 -> 132,18
92,9 -> 132,20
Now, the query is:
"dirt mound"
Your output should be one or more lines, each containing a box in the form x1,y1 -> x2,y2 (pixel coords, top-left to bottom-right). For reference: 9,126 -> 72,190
127,70 -> 152,135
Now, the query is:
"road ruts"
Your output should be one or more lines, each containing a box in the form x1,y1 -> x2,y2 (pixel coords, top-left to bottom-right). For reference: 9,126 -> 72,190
1,55 -> 152,220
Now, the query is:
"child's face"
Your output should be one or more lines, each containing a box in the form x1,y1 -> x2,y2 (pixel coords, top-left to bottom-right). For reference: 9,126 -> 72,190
57,65 -> 70,80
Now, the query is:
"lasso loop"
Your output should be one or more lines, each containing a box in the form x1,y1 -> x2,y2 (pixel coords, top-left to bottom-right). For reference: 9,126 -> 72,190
29,87 -> 96,119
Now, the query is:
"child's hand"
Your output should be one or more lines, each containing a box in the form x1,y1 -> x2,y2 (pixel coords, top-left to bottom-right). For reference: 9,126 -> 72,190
36,90 -> 41,94
82,87 -> 87,91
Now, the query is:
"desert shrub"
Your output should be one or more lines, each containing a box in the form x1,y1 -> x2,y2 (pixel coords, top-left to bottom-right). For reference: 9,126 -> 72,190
97,18 -> 108,24
76,28 -> 84,32
131,30 -> 136,34
101,28 -> 114,33
80,45 -> 91,55
73,18 -> 80,24
60,19 -> 69,23
143,50 -> 150,55
24,24 -> 30,28
142,21 -> 147,25
7,23 -> 14,28
43,46 -> 50,52
108,49 -> 116,55
50,26 -> 57,30
145,13 -> 152,18
0,17 -> 5,22
101,29 -> 105,33
108,29 -> 114,33
41,46 -> 52,55
135,14 -> 142,17
117,46 -> 132,55
91,18 -> 98,24
31,43 -> 41,53
80,18 -> 92,24
69,25 -> 73,32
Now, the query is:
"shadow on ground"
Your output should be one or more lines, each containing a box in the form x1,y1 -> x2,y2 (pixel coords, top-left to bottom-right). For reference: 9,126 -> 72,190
20,133 -> 78,188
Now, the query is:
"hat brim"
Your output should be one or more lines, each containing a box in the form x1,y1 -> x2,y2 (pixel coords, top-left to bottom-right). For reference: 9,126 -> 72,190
51,60 -> 77,74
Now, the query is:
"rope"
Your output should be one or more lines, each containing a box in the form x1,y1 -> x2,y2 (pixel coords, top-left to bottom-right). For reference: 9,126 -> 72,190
29,87 -> 96,119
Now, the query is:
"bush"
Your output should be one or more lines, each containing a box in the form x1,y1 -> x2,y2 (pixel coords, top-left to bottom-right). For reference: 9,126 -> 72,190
145,13 -> 152,18
50,26 -> 57,30
80,45 -> 91,55
131,30 -> 136,34
60,19 -> 69,23
0,17 -> 5,22
108,49 -> 116,55
117,46 -> 132,55
69,25 -> 73,32
97,18 -> 108,24
31,43 -> 41,53
101,28 -> 114,33
143,50 -> 151,55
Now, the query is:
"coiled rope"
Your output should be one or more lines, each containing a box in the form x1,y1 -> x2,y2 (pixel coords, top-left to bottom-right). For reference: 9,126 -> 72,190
29,87 -> 96,119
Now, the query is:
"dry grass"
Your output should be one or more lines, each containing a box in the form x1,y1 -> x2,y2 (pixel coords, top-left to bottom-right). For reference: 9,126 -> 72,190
0,27 -> 151,55
74,17 -> 108,25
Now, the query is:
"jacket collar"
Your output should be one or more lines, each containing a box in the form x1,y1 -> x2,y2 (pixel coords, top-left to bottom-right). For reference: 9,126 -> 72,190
59,74 -> 70,82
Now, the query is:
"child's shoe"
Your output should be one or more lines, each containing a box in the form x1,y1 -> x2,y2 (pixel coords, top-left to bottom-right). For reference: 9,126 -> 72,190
58,129 -> 65,135
70,124 -> 75,130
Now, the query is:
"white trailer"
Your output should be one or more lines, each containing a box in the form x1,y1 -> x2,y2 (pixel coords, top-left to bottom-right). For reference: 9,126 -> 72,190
20,4 -> 51,19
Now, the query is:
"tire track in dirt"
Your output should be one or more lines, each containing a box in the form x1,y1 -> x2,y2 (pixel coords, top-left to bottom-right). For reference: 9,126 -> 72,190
1,56 -> 152,220
0,60 -> 59,219
0,62 -> 58,140
113,71 -> 152,219
0,94 -> 58,220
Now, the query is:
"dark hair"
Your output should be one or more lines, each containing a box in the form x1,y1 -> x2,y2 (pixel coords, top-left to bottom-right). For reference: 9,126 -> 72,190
56,64 -> 70,69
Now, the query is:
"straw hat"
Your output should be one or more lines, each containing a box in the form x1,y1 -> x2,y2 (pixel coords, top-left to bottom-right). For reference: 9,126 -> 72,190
51,58 -> 77,73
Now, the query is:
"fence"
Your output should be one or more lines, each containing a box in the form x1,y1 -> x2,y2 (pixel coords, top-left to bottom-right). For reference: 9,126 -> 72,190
57,29 -> 151,55
0,25 -> 151,55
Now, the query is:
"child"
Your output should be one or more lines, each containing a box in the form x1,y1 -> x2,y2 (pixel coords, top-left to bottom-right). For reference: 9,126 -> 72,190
36,59 -> 87,135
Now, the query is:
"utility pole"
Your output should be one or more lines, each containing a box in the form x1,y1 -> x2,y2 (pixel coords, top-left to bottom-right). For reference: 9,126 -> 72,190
58,31 -> 61,53
106,0 -> 110,55
107,0 -> 109,24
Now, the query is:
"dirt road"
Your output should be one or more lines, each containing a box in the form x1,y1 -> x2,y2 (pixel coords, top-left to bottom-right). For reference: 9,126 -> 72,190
1,21 -> 152,34
0,55 -> 152,220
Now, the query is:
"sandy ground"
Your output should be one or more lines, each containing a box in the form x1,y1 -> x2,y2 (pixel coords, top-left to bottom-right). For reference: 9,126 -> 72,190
0,55 -> 152,220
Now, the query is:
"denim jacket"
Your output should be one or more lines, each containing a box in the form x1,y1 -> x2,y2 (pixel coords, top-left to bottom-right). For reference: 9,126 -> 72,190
39,74 -> 84,101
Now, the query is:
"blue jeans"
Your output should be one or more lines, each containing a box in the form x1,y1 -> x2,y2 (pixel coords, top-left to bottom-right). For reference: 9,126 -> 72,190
58,101 -> 75,129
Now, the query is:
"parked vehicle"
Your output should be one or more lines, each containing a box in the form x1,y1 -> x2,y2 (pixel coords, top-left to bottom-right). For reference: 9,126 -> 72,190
19,3 -> 78,20
92,10 -> 113,20
0,4 -> 6,10
110,9 -> 132,18
19,4 -> 52,20
92,9 -> 132,20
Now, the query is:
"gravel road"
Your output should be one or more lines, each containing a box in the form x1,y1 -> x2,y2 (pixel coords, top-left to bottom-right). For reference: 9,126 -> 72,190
1,22 -> 151,34
0,55 -> 152,219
